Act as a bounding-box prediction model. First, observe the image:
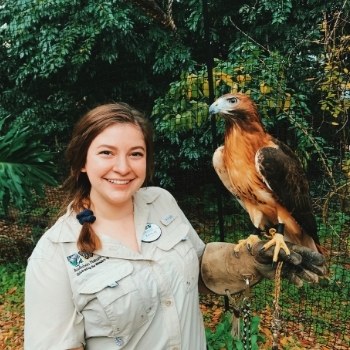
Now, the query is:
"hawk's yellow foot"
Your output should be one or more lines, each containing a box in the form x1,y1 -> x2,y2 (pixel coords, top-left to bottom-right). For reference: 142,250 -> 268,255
233,234 -> 261,257
262,232 -> 291,262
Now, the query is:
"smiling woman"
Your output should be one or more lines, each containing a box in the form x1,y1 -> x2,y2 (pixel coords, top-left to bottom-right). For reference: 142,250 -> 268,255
63,103 -> 154,254
24,102 -> 327,350
81,123 -> 147,252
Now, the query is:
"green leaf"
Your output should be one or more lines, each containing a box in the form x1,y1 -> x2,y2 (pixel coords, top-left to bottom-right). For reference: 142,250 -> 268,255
0,122 -> 58,211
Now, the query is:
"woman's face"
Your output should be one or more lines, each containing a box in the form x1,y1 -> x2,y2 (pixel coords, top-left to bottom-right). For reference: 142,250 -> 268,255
81,123 -> 147,208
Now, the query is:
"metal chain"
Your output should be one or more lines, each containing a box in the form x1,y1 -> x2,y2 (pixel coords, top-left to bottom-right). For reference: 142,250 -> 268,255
226,260 -> 283,349
271,261 -> 283,350
241,295 -> 252,349
242,276 -> 252,350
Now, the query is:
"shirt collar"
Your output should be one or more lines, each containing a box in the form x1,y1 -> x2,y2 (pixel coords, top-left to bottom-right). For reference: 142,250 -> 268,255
48,187 -> 160,243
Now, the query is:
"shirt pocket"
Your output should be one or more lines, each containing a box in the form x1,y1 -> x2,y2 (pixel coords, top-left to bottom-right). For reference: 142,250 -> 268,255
157,223 -> 199,291
77,261 -> 149,340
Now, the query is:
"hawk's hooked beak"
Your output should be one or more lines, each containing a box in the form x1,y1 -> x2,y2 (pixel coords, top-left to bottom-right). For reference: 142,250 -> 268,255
209,102 -> 220,115
209,102 -> 221,123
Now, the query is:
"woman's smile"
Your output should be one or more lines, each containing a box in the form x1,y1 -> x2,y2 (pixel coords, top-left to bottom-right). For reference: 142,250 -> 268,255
106,179 -> 132,185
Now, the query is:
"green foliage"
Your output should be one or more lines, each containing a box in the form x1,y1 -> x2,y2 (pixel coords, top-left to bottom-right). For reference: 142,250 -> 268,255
253,267 -> 350,337
317,210 -> 350,241
294,275 -> 350,336
236,0 -> 325,52
0,0 -> 194,142
239,0 -> 293,25
151,69 -> 215,187
152,40 -> 331,186
317,12 -> 350,129
206,312 -> 264,350
6,0 -> 135,83
0,263 -> 25,310
0,119 -> 58,211
327,264 -> 350,299
205,312 -> 234,350
0,0 -> 345,185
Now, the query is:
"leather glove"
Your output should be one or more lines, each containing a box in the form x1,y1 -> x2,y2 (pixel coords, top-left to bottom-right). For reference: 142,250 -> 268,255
252,241 -> 327,287
200,241 -> 327,295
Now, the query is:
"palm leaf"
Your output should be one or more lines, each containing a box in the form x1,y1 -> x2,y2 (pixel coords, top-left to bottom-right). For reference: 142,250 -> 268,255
0,122 -> 58,211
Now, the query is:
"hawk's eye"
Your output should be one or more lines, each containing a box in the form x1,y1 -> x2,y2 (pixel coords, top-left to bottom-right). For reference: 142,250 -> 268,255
228,97 -> 237,104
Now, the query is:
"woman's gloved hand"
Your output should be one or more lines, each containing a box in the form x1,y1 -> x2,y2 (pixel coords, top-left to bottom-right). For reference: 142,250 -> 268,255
252,241 -> 327,287
200,241 -> 327,295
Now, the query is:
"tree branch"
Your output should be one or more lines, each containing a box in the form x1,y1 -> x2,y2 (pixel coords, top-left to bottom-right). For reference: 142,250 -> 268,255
129,0 -> 176,31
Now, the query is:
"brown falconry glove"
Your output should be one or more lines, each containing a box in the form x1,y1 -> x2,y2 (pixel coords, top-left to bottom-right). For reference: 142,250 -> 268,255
200,241 -> 327,295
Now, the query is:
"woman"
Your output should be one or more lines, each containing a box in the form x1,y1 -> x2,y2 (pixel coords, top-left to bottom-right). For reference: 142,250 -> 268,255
24,102 -> 326,350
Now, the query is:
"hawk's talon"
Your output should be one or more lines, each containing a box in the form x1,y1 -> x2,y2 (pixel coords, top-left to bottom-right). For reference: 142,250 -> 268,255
262,232 -> 290,262
233,234 -> 261,258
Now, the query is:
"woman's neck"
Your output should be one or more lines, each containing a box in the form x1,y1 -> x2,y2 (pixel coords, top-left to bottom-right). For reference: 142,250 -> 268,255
89,197 -> 139,252
90,198 -> 134,222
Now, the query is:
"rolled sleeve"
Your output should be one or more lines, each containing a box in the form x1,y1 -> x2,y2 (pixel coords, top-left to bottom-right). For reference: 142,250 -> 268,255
24,239 -> 84,350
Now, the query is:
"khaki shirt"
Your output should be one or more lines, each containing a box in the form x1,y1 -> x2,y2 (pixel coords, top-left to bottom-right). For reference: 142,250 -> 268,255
25,187 -> 206,350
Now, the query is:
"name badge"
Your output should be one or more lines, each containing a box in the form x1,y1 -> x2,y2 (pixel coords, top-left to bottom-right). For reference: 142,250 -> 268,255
142,223 -> 162,243
161,214 -> 176,226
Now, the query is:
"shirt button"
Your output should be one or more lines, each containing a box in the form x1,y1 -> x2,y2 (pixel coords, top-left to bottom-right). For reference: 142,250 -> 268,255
164,300 -> 172,307
115,337 -> 124,346
108,281 -> 119,288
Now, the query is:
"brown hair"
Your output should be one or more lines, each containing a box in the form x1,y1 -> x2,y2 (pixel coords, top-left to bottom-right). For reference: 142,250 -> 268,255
63,102 -> 154,253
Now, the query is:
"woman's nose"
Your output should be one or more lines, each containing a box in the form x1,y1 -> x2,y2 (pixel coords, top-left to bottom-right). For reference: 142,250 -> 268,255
112,156 -> 130,173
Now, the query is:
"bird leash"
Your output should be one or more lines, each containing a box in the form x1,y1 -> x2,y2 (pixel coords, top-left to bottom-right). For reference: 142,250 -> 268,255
264,228 -> 284,350
272,261 -> 283,350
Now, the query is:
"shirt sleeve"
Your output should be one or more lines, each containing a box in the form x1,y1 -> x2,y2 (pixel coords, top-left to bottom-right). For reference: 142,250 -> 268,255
24,237 -> 85,350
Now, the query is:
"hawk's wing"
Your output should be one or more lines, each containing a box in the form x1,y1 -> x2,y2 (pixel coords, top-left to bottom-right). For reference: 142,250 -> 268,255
256,139 -> 319,244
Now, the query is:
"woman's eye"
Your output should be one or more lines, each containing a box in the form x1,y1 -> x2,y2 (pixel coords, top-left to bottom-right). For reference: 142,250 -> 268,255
99,150 -> 112,156
131,151 -> 144,157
